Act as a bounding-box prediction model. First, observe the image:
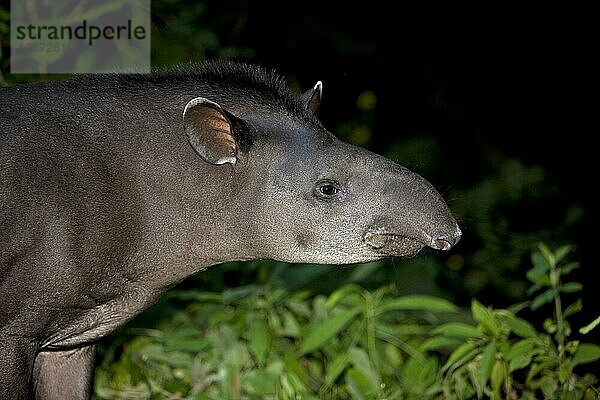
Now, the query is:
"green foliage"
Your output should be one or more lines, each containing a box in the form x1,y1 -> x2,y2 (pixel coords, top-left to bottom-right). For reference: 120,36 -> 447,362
431,244 -> 600,399
96,283 -> 457,399
96,245 -> 599,399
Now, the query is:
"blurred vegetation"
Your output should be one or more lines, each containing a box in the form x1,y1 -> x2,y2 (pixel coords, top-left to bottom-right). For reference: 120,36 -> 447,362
0,1 -> 595,398
95,245 -> 599,399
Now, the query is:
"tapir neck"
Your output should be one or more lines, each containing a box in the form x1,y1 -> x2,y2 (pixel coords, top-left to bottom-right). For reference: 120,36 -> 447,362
128,117 -> 253,289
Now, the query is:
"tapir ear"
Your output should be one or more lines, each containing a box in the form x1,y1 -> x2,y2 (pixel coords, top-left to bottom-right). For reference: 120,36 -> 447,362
301,81 -> 323,114
183,97 -> 242,165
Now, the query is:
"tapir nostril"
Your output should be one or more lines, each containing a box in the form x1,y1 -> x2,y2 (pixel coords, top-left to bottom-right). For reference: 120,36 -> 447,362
432,237 -> 453,251
431,229 -> 461,251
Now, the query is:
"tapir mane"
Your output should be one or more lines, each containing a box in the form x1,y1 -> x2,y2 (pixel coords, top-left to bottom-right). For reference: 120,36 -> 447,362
161,60 -> 291,101
74,60 -> 316,121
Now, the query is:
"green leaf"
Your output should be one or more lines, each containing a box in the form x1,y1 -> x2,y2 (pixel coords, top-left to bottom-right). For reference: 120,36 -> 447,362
554,244 -> 574,264
442,342 -> 478,372
249,317 -> 270,366
564,299 -> 583,319
509,353 -> 533,373
527,283 -> 543,296
558,364 -> 570,384
540,375 -> 557,399
579,315 -> 600,335
537,243 -> 555,266
526,361 -> 553,384
431,322 -> 484,339
490,359 -> 506,393
421,336 -> 463,351
244,370 -> 278,395
506,338 -> 538,372
349,347 -> 379,390
501,314 -> 537,338
301,307 -> 360,354
561,261 -> 580,275
282,350 -> 306,386
507,301 -> 529,314
479,341 -> 497,388
287,299 -> 312,318
346,368 -> 375,400
468,359 -> 483,398
560,282 -> 583,293
375,328 -> 427,364
383,343 -> 402,368
393,324 -> 431,335
222,341 -> 250,368
526,266 -> 551,286
223,285 -> 260,302
313,295 -> 328,320
506,338 -> 537,360
280,372 -> 310,398
531,288 -> 556,310
401,357 -> 438,394
280,310 -> 301,337
471,300 -> 500,336
530,251 -> 551,273
325,352 -> 350,385
326,284 -> 364,308
162,338 -> 210,353
571,343 -> 600,366
378,295 -> 459,314
140,345 -> 193,368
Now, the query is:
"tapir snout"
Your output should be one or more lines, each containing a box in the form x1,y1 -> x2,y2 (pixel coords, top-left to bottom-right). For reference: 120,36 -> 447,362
359,158 -> 461,258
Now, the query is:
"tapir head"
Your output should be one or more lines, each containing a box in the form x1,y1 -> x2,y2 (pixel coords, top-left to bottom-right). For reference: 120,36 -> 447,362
182,73 -> 461,264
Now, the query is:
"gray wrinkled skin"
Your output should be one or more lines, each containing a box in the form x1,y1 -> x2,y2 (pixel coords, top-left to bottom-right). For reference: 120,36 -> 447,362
0,61 -> 460,399
238,116 -> 459,264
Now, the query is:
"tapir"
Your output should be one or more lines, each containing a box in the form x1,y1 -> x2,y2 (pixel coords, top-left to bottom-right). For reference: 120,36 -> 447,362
0,61 -> 461,399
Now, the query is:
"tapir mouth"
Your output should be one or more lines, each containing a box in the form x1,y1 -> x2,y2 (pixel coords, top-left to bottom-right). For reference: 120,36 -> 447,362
363,225 -> 459,258
363,228 -> 426,258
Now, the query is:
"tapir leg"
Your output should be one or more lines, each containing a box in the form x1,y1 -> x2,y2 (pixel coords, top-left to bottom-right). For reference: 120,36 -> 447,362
33,345 -> 96,400
0,339 -> 36,400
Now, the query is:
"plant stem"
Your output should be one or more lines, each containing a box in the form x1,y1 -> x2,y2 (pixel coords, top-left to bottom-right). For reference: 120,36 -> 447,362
554,288 -> 565,350
552,262 -> 566,371
364,291 -> 377,364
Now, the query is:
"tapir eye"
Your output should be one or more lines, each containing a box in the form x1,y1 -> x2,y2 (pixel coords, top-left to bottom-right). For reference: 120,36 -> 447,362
315,180 -> 342,199
320,184 -> 337,196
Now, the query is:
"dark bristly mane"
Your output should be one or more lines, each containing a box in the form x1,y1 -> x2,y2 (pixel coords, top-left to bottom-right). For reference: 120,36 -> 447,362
153,60 -> 290,99
74,60 -> 312,119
